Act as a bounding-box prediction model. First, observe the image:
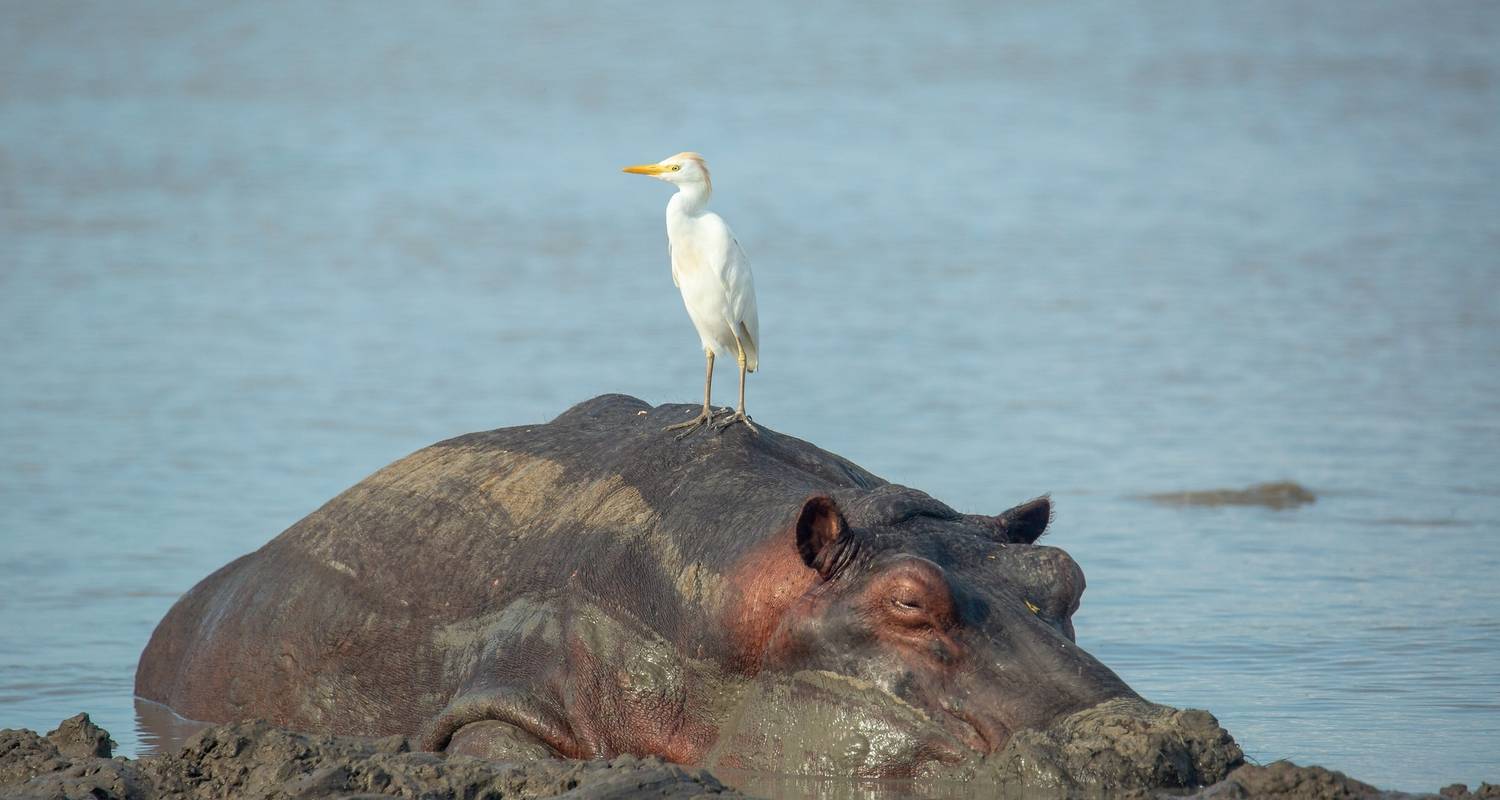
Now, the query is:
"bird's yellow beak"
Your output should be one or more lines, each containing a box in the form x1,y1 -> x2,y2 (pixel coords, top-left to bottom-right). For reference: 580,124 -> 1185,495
622,163 -> 670,175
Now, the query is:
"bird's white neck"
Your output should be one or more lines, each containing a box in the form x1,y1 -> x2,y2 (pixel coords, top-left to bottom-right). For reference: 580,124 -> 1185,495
668,182 -> 711,217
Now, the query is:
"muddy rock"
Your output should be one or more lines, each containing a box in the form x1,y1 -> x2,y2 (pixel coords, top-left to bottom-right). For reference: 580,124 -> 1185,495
1182,761 -> 1500,800
0,727 -> 67,791
1189,761 -> 1387,799
0,724 -> 143,800
1442,785 -> 1500,799
45,714 -> 114,760
978,697 -> 1242,793
1143,481 -> 1316,510
0,718 -> 743,800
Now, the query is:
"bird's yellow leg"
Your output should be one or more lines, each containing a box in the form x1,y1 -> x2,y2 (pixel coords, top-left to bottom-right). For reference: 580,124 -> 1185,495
714,344 -> 758,434
666,349 -> 720,437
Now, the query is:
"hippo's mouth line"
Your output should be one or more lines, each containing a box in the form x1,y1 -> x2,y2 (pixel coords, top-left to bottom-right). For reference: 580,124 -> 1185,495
946,708 -> 998,756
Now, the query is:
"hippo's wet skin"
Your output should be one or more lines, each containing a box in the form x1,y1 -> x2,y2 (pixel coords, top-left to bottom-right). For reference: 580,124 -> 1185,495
136,395 -> 1241,789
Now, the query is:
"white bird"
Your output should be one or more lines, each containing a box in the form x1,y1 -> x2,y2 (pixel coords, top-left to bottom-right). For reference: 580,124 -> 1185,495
623,152 -> 759,436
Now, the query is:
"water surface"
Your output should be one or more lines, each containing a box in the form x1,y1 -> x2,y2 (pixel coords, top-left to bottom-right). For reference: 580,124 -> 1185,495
2,0 -> 1498,792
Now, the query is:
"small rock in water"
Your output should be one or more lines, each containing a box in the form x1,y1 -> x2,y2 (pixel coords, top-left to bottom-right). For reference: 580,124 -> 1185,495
1142,481 -> 1316,510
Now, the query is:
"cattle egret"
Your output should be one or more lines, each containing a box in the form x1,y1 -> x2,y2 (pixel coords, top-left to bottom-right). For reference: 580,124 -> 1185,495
623,152 -> 759,436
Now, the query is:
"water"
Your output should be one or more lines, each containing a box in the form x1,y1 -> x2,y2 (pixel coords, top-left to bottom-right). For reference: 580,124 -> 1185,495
2,0 -> 1498,792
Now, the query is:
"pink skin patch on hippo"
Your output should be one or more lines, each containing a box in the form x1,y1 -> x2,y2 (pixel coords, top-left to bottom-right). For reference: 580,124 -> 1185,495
720,522 -> 822,673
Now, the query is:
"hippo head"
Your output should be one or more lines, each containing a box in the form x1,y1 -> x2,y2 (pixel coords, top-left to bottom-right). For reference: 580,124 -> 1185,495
716,486 -> 1241,788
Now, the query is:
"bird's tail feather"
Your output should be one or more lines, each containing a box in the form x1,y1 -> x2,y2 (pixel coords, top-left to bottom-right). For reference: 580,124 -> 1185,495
737,322 -> 759,373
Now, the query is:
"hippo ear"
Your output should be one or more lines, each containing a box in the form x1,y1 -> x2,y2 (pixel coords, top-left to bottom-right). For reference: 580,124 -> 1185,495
795,494 -> 851,579
993,495 -> 1052,544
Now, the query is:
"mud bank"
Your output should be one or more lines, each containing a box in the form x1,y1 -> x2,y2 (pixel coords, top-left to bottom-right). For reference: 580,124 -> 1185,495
2,715 -> 1494,800
0,715 -> 743,799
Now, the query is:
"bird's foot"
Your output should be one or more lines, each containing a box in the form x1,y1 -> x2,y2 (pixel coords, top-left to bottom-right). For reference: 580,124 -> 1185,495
666,409 -> 719,439
713,411 -> 758,435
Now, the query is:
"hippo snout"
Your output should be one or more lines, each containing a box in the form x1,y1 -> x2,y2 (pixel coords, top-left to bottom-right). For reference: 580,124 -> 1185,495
979,697 -> 1245,791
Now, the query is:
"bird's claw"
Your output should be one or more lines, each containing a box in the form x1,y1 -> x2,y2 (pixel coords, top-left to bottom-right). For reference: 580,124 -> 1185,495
666,413 -> 712,439
667,407 -> 732,439
713,411 -> 758,435
667,408 -> 750,439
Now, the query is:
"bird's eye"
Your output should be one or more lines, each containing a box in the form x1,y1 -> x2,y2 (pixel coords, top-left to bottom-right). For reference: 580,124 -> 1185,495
670,165 -> 681,171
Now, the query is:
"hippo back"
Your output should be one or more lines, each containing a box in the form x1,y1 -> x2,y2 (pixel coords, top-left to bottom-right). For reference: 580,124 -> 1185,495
136,395 -> 886,736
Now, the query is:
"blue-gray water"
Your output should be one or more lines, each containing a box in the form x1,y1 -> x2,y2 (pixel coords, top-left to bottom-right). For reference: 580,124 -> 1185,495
2,0 -> 1498,793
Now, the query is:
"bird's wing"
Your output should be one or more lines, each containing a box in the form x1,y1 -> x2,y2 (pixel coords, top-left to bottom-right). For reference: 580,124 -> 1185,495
667,237 -> 680,288
709,216 -> 760,372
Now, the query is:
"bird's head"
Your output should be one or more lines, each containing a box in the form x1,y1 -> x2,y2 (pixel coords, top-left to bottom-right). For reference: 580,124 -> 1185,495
622,152 -> 712,193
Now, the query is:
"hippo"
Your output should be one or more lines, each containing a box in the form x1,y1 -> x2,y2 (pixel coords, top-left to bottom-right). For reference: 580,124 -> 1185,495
136,395 -> 1240,789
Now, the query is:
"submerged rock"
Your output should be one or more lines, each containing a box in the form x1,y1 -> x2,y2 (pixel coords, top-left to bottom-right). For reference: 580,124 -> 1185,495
1142,481 -> 1316,510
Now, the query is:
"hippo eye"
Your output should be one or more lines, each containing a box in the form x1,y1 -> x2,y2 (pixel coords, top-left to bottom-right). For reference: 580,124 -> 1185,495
887,598 -> 932,631
890,586 -> 924,611
875,561 -> 955,632
886,587 -> 936,629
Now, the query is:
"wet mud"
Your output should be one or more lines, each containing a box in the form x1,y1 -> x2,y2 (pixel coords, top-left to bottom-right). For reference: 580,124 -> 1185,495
0,715 -> 742,799
1142,481 -> 1317,510
705,675 -> 1243,793
7,714 -> 1492,799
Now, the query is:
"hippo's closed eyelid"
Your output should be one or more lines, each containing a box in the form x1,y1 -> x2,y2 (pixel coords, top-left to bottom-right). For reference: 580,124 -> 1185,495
886,598 -> 932,628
